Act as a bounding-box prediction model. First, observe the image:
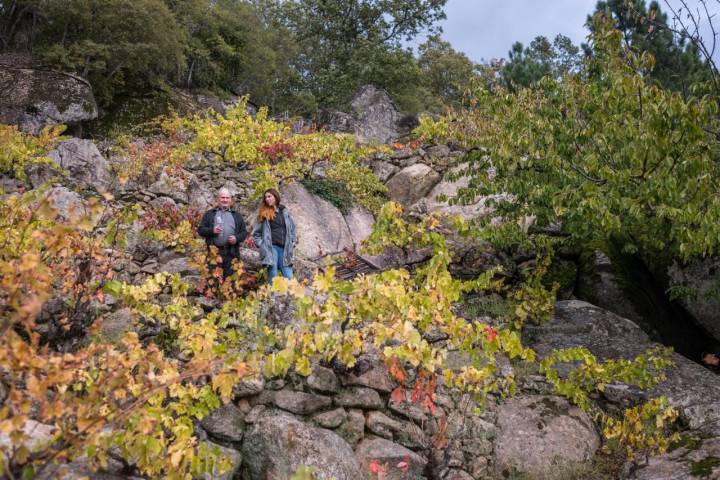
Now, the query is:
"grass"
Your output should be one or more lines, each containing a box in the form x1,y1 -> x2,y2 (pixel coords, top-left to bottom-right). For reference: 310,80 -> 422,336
501,452 -> 625,480
691,456 -> 720,477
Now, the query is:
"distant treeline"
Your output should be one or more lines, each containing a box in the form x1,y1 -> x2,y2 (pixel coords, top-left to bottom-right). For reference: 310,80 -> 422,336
0,0 -> 711,116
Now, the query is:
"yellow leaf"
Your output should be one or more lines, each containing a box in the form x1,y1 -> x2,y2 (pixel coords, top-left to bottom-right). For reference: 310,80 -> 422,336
170,448 -> 184,467
295,357 -> 311,376
290,280 -> 306,299
26,376 -> 42,397
271,277 -> 289,295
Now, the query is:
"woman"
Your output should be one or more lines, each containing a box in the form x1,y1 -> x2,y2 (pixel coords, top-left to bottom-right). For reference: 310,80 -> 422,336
252,188 -> 296,282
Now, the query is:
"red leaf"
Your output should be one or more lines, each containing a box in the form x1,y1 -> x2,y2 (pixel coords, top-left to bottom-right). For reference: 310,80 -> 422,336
425,373 -> 437,395
369,459 -> 388,479
484,325 -> 498,342
422,395 -> 437,415
390,386 -> 405,404
432,416 -> 449,449
432,432 -> 448,449
387,357 -> 406,384
410,378 -> 425,405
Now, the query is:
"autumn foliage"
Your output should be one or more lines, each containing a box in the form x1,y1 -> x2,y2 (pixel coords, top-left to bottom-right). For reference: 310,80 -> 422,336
0,84 -> 685,478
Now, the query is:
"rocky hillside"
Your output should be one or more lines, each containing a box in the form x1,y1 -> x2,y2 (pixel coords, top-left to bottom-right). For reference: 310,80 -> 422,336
3,67 -> 720,480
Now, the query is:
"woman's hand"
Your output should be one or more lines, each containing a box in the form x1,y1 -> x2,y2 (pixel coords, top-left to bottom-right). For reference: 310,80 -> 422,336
703,353 -> 720,366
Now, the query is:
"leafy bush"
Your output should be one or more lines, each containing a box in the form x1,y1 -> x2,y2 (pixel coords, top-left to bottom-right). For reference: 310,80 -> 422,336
0,125 -> 63,181
166,100 -> 388,212
539,345 -> 673,411
153,326 -> 179,357
301,176 -> 354,214
111,137 -> 178,187
141,202 -> 203,251
415,15 -> 720,261
602,397 -> 681,462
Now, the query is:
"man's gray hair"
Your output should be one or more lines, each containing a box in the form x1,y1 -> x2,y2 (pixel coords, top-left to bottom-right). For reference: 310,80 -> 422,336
217,187 -> 231,197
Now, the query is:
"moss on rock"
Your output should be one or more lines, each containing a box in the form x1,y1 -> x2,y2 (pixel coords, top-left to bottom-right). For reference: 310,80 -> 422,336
691,456 -> 720,477
0,66 -> 97,133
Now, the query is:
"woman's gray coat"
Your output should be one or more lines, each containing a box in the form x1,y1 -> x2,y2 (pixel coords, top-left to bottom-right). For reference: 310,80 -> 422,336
252,205 -> 297,266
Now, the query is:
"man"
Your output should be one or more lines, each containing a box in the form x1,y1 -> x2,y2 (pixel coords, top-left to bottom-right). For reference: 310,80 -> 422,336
197,188 -> 248,278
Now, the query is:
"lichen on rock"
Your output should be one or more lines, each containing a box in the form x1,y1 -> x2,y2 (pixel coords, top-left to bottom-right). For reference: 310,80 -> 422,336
0,66 -> 97,134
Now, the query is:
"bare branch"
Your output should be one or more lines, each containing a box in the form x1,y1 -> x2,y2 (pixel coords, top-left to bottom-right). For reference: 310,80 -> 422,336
658,0 -> 720,93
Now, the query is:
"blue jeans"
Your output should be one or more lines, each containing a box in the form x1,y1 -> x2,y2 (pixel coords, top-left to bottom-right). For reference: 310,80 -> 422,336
268,244 -> 293,283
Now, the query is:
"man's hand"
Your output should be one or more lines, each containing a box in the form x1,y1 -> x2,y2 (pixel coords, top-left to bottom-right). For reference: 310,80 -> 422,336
228,235 -> 237,245
213,225 -> 223,234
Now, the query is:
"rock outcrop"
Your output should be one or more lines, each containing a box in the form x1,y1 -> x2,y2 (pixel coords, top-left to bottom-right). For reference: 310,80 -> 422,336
493,395 -> 600,477
318,85 -> 403,144
524,300 -> 720,430
630,436 -> 720,479
280,182 -> 374,259
385,163 -> 441,207
576,251 -> 645,328
667,256 -> 720,342
200,403 -> 246,445
0,419 -> 55,454
44,139 -> 112,193
202,442 -> 242,480
414,163 -> 511,220
0,66 -> 97,134
147,168 -> 214,212
350,85 -> 402,144
34,458 -> 132,480
45,186 -> 85,221
11,79 -> 720,480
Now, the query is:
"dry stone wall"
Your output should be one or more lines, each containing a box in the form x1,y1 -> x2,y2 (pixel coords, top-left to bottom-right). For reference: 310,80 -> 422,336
199,357 -> 505,480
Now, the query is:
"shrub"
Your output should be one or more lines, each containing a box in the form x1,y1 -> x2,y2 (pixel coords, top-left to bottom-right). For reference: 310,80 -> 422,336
301,176 -> 354,214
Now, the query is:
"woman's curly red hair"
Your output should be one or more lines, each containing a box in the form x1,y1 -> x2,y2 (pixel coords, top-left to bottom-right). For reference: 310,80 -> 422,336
257,188 -> 281,222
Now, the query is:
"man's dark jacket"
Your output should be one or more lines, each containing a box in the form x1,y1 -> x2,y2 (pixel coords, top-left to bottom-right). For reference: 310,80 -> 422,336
197,208 -> 248,258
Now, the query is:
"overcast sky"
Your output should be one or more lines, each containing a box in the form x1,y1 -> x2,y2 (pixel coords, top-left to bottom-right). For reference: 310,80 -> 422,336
421,0 -> 720,63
